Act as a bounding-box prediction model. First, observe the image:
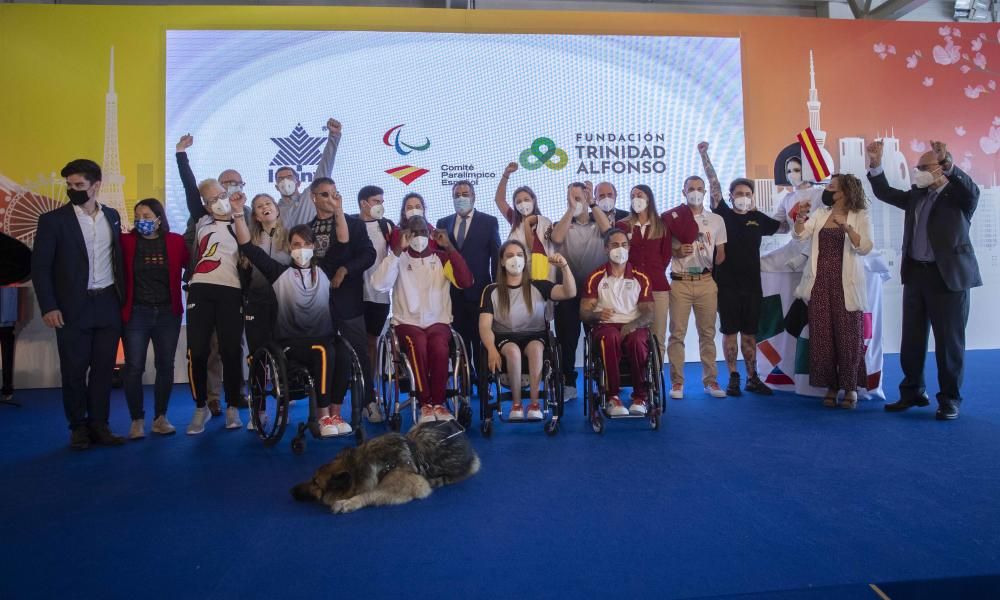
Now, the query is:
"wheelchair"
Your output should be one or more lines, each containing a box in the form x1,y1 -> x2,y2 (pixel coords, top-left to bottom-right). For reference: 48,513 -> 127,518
247,336 -> 365,454
374,324 -> 473,432
582,325 -> 665,433
477,330 -> 563,437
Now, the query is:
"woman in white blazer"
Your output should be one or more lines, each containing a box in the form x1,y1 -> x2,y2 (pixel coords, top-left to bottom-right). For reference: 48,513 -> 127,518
792,174 -> 874,409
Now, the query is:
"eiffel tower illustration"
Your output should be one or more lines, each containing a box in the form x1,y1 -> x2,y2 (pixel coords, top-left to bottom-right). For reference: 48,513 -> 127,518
100,46 -> 128,225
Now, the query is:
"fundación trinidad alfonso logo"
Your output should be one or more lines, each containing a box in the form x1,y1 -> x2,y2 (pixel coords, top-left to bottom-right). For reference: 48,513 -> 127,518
267,124 -> 326,182
519,137 -> 569,171
383,124 -> 431,185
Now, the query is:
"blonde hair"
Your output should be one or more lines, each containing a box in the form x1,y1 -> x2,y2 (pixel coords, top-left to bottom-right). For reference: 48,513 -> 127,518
250,194 -> 289,253
197,178 -> 221,202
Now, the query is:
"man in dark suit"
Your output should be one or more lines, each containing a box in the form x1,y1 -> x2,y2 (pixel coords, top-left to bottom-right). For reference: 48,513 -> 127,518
32,159 -> 126,448
437,180 -> 500,377
867,140 -> 981,420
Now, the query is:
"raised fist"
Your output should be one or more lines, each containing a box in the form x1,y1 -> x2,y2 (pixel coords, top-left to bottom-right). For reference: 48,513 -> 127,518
326,118 -> 342,135
176,134 -> 193,153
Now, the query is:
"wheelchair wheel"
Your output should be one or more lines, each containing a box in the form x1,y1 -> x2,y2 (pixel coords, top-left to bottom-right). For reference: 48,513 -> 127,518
457,402 -> 472,430
591,412 -> 604,434
291,422 -> 307,455
375,332 -> 396,428
338,337 -> 367,441
650,413 -> 660,430
248,345 -> 290,446
480,419 -> 492,438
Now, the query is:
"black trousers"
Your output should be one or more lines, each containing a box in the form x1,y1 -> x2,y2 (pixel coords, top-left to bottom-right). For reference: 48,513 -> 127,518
54,289 -> 122,429
333,315 -> 374,406
0,326 -> 14,395
186,283 -> 244,408
244,296 -> 277,356
899,263 -> 970,403
450,295 -> 481,379
553,295 -> 582,386
283,338 -> 351,409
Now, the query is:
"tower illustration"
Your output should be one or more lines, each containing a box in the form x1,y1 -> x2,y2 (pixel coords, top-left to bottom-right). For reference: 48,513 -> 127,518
101,46 -> 128,225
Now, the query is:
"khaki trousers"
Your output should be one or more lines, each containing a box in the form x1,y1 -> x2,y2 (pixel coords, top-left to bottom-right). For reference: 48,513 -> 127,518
668,278 -> 719,386
651,291 -> 669,364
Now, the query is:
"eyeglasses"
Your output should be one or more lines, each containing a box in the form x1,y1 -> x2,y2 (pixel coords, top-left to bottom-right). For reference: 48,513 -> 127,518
221,181 -> 245,188
915,163 -> 939,172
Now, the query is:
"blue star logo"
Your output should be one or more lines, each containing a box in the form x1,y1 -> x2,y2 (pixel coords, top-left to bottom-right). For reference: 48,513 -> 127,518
269,124 -> 325,170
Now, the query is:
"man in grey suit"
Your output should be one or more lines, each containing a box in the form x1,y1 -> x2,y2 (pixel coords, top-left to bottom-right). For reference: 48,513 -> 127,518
866,140 -> 981,420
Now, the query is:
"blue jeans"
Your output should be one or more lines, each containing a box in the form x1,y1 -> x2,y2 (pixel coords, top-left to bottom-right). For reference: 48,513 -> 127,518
123,305 -> 182,419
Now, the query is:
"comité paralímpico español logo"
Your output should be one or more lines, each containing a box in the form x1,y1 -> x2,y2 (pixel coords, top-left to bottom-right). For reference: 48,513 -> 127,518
384,124 -> 431,186
519,137 -> 568,171
267,123 -> 326,183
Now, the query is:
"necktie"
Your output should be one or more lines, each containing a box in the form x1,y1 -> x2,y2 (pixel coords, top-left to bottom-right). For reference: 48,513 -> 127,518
457,215 -> 467,249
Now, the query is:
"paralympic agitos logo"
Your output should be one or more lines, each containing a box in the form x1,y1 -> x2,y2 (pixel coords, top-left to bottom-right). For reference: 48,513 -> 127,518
384,124 -> 431,185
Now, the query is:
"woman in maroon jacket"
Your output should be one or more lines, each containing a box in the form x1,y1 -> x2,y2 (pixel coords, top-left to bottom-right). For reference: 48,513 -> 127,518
121,198 -> 189,439
615,184 -> 698,362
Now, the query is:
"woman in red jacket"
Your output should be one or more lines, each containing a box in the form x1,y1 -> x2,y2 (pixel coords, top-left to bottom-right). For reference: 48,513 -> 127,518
121,198 -> 189,439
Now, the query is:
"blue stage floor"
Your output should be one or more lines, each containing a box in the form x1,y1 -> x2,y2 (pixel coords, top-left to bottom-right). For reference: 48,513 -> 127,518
1,351 -> 998,599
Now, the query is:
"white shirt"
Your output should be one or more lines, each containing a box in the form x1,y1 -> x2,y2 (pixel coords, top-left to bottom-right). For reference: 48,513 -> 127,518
452,209 -> 475,242
73,203 -> 115,289
363,220 -> 390,304
670,210 -> 727,275
190,215 -> 243,289
584,265 -> 653,325
371,251 -> 457,328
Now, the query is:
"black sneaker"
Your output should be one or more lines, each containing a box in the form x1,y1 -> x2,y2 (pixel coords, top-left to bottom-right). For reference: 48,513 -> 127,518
726,372 -> 742,397
70,427 -> 91,451
745,375 -> 774,396
88,423 -> 126,446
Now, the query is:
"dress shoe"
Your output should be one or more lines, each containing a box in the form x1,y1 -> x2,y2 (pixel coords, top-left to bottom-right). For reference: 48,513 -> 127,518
884,394 -> 930,412
936,398 -> 961,421
70,427 -> 91,451
88,423 -> 126,446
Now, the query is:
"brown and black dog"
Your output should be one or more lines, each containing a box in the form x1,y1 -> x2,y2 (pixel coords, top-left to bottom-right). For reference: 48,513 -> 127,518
291,420 -> 480,513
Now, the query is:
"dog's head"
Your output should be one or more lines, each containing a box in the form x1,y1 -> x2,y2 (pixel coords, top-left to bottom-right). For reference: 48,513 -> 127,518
290,446 -> 359,504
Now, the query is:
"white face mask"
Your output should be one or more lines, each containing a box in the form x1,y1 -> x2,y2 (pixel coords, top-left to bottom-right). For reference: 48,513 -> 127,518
572,201 -> 586,218
225,184 -> 243,198
405,208 -> 424,219
733,197 -> 752,212
291,247 -> 313,266
631,197 -> 648,214
913,168 -> 936,189
787,169 -> 803,187
276,179 -> 296,197
454,196 -> 473,215
516,201 -> 534,216
609,247 -> 629,265
369,203 -> 385,220
504,255 -> 525,274
686,191 -> 704,207
210,198 -> 232,217
409,236 -> 429,253
597,198 -> 616,213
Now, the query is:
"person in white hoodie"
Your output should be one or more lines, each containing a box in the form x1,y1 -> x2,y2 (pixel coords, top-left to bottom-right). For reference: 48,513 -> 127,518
792,173 -> 874,409
370,217 -> 474,424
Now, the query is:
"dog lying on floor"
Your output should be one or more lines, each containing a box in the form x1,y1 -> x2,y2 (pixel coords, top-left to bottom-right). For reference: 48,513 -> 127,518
291,420 -> 480,514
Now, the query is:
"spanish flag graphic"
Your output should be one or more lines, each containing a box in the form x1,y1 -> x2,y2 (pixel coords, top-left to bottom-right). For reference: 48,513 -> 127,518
796,127 -> 830,182
385,165 -> 429,186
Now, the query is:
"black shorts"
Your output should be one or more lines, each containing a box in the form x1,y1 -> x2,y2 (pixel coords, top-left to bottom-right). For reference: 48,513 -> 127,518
717,287 -> 761,335
495,332 -> 548,352
362,301 -> 391,338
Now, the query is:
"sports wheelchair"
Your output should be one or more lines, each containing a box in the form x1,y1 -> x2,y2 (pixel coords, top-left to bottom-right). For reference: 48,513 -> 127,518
374,324 -> 473,432
582,325 -> 665,433
247,336 -> 365,454
477,330 -> 563,437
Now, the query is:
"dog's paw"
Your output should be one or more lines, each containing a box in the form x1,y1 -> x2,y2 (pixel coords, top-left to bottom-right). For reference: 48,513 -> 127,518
331,497 -> 364,514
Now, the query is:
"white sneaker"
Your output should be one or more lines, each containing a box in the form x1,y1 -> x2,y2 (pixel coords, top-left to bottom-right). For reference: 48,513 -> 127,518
418,405 -> 436,424
526,403 -> 544,420
365,401 -> 385,424
670,384 -> 684,400
629,400 -> 648,416
225,406 -> 243,429
331,414 -> 353,435
128,419 -> 145,440
247,412 -> 269,431
187,406 -> 211,435
433,405 -> 455,422
151,415 -> 176,435
705,383 -> 727,398
606,396 -> 629,416
318,416 -> 339,437
563,386 -> 577,401
509,405 -> 525,419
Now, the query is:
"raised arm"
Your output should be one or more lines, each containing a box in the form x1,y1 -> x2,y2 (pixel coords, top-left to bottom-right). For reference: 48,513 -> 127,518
175,134 -> 206,220
314,118 -> 342,180
433,230 -> 474,289
548,254 -> 576,300
930,141 -> 980,214
551,184 -> 580,246
238,243 -> 288,284
865,140 -> 911,210
698,142 -> 724,209
495,162 -> 517,224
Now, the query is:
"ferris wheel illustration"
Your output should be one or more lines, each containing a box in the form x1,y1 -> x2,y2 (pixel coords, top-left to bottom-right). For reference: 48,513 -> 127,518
0,173 -> 65,248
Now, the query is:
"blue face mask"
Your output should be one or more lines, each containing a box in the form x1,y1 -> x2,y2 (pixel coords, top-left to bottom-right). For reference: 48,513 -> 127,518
454,196 -> 473,215
135,219 -> 158,236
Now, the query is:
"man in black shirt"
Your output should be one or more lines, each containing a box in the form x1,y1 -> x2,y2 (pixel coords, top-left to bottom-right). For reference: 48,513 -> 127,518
712,178 -> 781,396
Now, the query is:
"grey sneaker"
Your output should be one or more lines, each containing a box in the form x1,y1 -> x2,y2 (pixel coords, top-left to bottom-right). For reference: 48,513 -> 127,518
365,401 -> 385,424
128,419 -> 145,440
225,406 -> 243,430
187,406 -> 211,435
151,415 -> 176,435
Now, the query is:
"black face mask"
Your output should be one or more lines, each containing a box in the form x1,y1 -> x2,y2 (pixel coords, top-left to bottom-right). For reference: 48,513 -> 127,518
67,188 -> 91,206
821,189 -> 836,207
